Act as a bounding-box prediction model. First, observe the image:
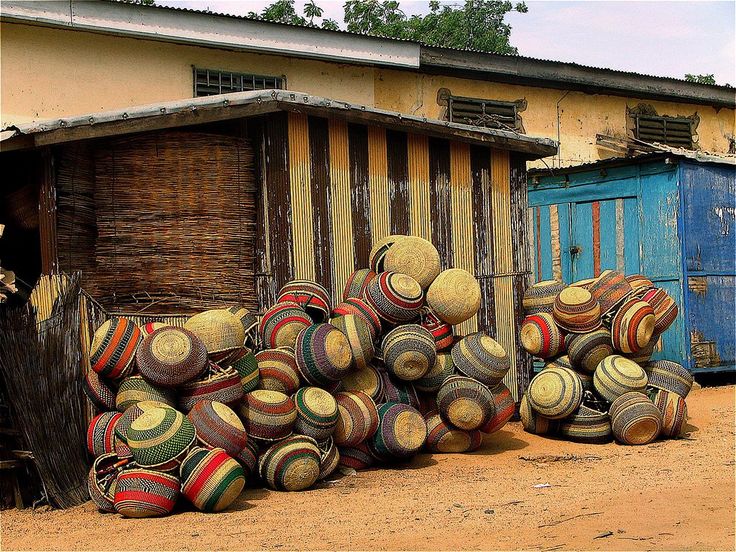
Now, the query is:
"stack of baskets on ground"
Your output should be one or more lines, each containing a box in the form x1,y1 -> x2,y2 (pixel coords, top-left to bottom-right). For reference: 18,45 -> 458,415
85,234 -> 516,518
519,270 -> 692,446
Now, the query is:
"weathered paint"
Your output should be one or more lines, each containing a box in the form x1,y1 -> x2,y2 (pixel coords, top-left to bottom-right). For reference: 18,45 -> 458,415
308,116 -> 334,296
367,127 -> 390,243
328,119 -> 354,296
428,138 -> 453,269
347,124 -> 372,269
408,134 -> 432,240
387,130 -> 410,235
287,113 -> 316,281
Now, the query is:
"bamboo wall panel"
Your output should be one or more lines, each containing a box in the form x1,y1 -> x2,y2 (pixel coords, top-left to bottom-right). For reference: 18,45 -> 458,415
407,134 -> 432,240
287,113 -> 316,281
308,116 -> 335,297
348,124 -> 372,269
470,146 -> 496,333
386,130 -> 410,235
428,138 -> 454,270
367,126 -> 390,243
328,119 -> 354,296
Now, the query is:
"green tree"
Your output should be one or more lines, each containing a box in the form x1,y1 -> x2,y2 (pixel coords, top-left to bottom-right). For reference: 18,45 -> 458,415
250,0 -> 339,30
685,73 -> 717,85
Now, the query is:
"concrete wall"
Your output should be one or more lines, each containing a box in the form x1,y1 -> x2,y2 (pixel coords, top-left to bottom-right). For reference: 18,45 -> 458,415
2,22 -> 733,167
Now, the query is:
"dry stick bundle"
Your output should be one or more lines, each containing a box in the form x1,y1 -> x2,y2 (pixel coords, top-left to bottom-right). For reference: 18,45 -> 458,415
0,274 -> 89,508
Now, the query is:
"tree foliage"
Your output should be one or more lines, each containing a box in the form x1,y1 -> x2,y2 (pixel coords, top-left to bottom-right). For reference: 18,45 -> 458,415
249,0 -> 339,30
684,73 -> 716,85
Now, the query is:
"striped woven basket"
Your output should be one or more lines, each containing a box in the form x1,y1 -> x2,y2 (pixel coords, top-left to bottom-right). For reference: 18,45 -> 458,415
88,452 -> 125,513
180,447 -> 245,511
567,329 -> 613,374
522,280 -> 566,316
424,411 -> 481,453
140,322 -> 168,338
227,305 -> 259,338
295,323 -> 354,387
317,437 -> 340,481
114,468 -> 180,518
115,375 -> 176,412
480,383 -> 516,434
277,279 -> 332,323
382,324 -> 437,382
255,348 -> 301,395
420,308 -> 454,351
380,371 -> 420,409
240,389 -> 296,441
414,353 -> 455,393
437,375 -> 496,431
259,302 -> 311,349
558,405 -> 613,444
364,271 -> 424,325
609,391 -> 662,445
135,327 -> 208,387
184,309 -> 245,357
624,335 -> 657,365
337,442 -> 375,470
126,407 -> 196,469
368,234 -> 404,272
519,393 -> 558,435
588,270 -> 633,314
641,288 -> 679,335
527,367 -> 583,420
646,360 -> 693,398
114,400 -> 170,446
338,364 -> 385,402
451,333 -> 510,386
83,370 -> 117,412
333,391 -> 379,447
332,298 -> 382,340
650,389 -> 688,437
625,275 -> 655,298
331,314 -> 375,371
520,313 -> 566,358
234,439 -> 260,479
383,236 -> 441,289
178,363 -> 244,412
187,400 -> 248,456
593,355 -> 648,403
293,387 -> 339,441
611,298 -> 656,354
370,402 -> 427,460
90,318 -> 141,381
553,287 -> 602,333
425,268 -> 481,325
258,435 -> 321,491
230,348 -> 260,393
343,269 -> 378,302
87,412 -> 123,457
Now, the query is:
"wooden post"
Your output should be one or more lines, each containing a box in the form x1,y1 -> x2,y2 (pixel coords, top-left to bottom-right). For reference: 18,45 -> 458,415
38,148 -> 58,275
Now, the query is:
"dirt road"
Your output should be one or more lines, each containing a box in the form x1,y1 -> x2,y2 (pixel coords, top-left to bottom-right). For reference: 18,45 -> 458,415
2,385 -> 734,551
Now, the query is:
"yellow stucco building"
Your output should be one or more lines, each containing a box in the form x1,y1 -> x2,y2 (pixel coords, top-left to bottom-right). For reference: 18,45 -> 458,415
1,0 -> 734,167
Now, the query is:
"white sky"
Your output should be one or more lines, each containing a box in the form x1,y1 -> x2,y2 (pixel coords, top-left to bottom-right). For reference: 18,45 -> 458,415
157,0 -> 736,85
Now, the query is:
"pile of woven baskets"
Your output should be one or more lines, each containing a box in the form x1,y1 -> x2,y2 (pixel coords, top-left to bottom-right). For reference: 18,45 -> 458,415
85,234 -> 516,518
519,270 -> 692,446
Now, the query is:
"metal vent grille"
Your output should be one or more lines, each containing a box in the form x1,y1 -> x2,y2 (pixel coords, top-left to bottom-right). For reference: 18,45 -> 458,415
635,115 -> 693,148
194,68 -> 284,97
448,96 -> 520,130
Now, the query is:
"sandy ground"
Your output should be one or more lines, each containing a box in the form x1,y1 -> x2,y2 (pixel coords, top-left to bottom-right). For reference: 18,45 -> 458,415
1,385 -> 734,551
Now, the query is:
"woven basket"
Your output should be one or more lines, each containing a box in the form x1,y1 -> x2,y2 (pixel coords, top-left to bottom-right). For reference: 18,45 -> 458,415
364,272 -> 424,325
227,305 -> 259,337
83,370 -> 117,412
437,375 -> 496,431
333,391 -> 379,447
650,389 -> 688,437
234,439 -> 260,478
140,322 -> 168,338
420,308 -> 454,351
380,371 -> 420,409
114,468 -> 180,518
255,348 -> 301,395
259,302 -> 311,349
624,335 -> 657,365
332,298 -> 382,340
127,407 -> 196,469
342,269 -> 378,302
331,314 -> 375,371
177,363 -> 244,412
369,234 -> 404,272
558,405 -> 613,444
87,412 -> 122,457
240,389 -> 296,441
415,353 -> 454,393
337,443 -> 374,470
383,236 -> 441,289
293,387 -> 339,441
424,411 -> 480,453
520,313 -> 566,358
184,309 -> 245,356
425,268 -> 481,325
641,288 -> 679,335
611,298 -> 655,354
567,328 -> 613,374
570,278 -> 596,290
295,323 -> 354,387
645,360 -> 693,398
588,270 -> 633,314
339,365 -> 385,402
544,355 -> 573,371
370,402 -> 427,460
230,348 -> 260,393
593,355 -> 648,402
480,383 -> 516,434
522,280 -> 566,316
553,287 -> 602,333
277,280 -> 332,323
136,327 -> 208,387
90,318 -> 141,381
88,452 -> 125,513
382,324 -> 437,382
317,437 -> 340,481
451,333 -> 510,386
187,400 -> 248,456
609,392 -> 662,445
114,401 -> 171,445
181,447 -> 245,511
258,435 -> 321,491
115,375 -> 177,412
519,393 -> 558,435
625,274 -> 655,297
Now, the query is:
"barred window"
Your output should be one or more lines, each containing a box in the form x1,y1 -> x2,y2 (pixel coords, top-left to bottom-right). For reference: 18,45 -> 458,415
446,95 -> 523,131
634,114 -> 694,149
193,67 -> 285,97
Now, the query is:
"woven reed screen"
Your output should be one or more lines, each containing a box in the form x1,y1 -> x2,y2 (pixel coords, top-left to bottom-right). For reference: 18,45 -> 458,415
56,131 -> 257,314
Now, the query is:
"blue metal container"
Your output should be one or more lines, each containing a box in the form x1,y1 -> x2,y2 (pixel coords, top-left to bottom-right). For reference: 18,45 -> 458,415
528,153 -> 735,374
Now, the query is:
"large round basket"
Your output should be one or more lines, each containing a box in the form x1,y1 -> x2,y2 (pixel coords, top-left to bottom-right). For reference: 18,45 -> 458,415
383,236 -> 441,289
420,308 -> 454,351
558,405 -> 613,444
227,305 -> 259,337
231,349 -> 260,393
650,389 -> 688,437
277,280 -> 332,323
382,324 -> 436,382
90,318 -> 141,381
136,327 -> 208,387
520,313 -> 566,358
522,280 -> 566,316
293,387 -> 339,441
187,400 -> 247,456
480,383 -> 516,434
83,370 -> 117,412
370,402 -> 427,460
519,393 -> 558,435
553,287 -> 602,333
426,268 -> 481,325
332,298 -> 382,340
126,407 -> 196,469
437,375 -> 496,431
593,355 -> 648,402
424,411 -> 481,453
115,375 -> 176,412
609,392 -> 662,445
114,400 -> 170,446
339,364 -> 384,402
414,353 -> 454,394
337,443 -> 374,470
258,435 -> 321,491
588,270 -> 633,314
527,367 -> 583,419
641,288 -> 679,335
343,269 -> 377,301
87,412 -> 122,457
626,274 -> 655,297
364,271 -> 424,325
114,468 -> 180,518
259,302 -> 311,349
451,333 -> 510,386
333,391 -> 379,447
88,452 -> 123,513
331,314 -> 375,371
234,439 -> 260,478
180,446 -> 245,511
255,348 -> 301,395
295,324 -> 354,387
567,329 -> 614,374
624,336 -> 657,365
184,309 -> 245,357
240,390 -> 296,441
177,363 -> 244,412
380,371 -> 420,409
611,298 -> 655,354
140,322 -> 168,338
645,360 -> 693,398
368,234 -> 404,272
317,437 -> 340,481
